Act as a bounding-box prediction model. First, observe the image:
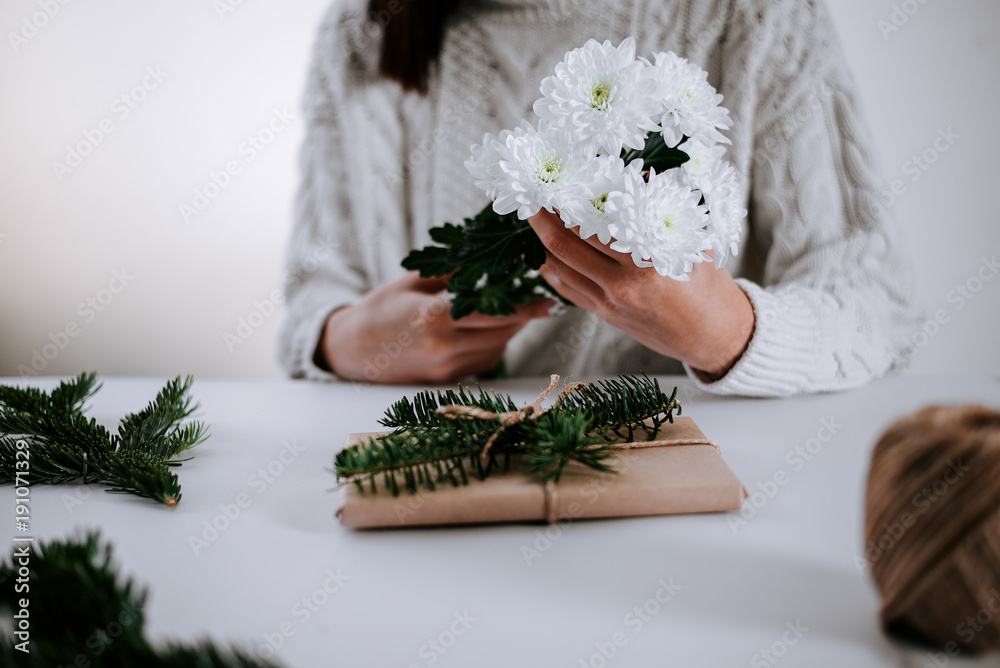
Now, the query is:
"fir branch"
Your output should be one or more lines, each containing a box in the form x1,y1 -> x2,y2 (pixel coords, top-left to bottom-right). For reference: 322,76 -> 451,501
557,374 -> 681,441
0,371 -> 97,418
336,374 -> 680,495
115,376 -> 203,454
0,532 -> 282,667
0,374 -> 208,506
520,407 -> 616,483
380,384 -> 518,430
336,418 -> 505,495
103,453 -> 183,504
49,370 -> 102,414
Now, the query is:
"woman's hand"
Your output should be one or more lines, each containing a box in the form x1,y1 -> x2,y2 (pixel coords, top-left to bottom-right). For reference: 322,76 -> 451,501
527,210 -> 754,377
318,271 -> 551,384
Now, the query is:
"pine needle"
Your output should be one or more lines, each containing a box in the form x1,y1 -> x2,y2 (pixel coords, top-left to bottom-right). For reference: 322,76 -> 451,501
335,374 -> 680,495
0,532 -> 282,666
0,373 -> 208,506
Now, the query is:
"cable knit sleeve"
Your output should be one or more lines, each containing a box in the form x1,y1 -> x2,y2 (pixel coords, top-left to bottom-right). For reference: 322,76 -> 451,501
685,0 -> 920,397
277,3 -> 376,381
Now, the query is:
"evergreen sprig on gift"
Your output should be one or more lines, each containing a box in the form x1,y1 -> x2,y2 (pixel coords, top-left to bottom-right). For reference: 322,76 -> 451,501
335,374 -> 680,495
0,532 -> 281,667
0,373 -> 208,506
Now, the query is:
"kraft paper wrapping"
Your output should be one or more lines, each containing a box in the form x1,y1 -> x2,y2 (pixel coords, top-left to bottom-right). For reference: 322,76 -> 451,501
337,416 -> 746,529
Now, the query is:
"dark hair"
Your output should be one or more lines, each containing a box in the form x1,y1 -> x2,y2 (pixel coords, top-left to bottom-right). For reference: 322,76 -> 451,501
367,0 -> 462,94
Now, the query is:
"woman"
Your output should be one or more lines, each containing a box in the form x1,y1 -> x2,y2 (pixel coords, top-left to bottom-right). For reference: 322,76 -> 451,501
278,0 -> 919,397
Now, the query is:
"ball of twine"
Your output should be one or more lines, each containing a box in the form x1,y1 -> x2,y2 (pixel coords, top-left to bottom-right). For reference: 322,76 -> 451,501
865,404 -> 1000,652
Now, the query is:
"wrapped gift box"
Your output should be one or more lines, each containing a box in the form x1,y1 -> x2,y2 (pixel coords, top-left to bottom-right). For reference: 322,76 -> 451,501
337,416 -> 746,529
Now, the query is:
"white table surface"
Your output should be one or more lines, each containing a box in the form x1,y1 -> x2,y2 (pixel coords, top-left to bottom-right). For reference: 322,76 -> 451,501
3,373 -> 999,668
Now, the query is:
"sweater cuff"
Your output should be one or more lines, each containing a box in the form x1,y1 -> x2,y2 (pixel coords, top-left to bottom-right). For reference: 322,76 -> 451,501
683,279 -> 821,397
281,299 -> 350,382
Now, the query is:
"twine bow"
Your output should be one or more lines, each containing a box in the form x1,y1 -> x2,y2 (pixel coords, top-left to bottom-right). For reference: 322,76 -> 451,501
435,374 -> 588,463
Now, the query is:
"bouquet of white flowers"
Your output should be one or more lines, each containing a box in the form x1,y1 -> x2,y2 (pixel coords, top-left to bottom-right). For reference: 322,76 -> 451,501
403,37 -> 746,318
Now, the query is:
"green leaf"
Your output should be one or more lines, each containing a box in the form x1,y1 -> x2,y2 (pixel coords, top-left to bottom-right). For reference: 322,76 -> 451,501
622,132 -> 691,173
522,231 -> 548,270
401,245 -> 453,278
429,222 -> 467,246
450,213 -> 527,275
643,146 -> 690,173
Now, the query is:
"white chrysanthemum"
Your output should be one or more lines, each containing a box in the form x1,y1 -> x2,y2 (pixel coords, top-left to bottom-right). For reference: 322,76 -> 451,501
697,161 -> 747,268
558,156 -> 626,244
604,164 -> 711,280
491,122 -> 602,221
533,37 -> 660,156
677,137 -> 725,184
465,129 -> 514,199
652,51 -> 733,147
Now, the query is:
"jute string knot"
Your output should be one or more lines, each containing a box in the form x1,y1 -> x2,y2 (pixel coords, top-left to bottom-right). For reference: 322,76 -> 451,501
435,374 -> 588,463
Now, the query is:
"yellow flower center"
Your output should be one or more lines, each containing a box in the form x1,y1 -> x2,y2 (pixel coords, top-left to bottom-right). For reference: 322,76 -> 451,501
591,193 -> 609,213
589,82 -> 613,110
536,158 -> 563,184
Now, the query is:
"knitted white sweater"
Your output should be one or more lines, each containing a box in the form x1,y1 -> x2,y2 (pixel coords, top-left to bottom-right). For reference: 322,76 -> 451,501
277,0 -> 919,397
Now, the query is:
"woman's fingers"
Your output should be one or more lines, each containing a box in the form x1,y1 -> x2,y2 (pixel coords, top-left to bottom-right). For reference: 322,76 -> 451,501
528,211 -> 620,279
538,259 -> 603,315
445,346 -> 508,380
439,321 -> 527,353
572,225 -> 633,264
451,298 -> 552,329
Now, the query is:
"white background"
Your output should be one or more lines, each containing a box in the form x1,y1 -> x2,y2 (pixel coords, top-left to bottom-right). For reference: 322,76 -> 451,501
1,0 -> 998,379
